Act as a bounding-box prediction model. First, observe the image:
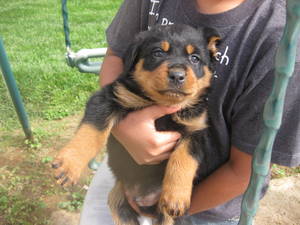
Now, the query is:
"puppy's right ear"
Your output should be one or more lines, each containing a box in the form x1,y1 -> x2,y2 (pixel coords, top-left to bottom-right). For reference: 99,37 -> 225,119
123,32 -> 147,72
123,42 -> 140,72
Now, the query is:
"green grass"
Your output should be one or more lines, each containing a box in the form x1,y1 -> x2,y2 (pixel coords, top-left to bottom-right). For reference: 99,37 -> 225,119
0,113 -> 93,225
0,0 -> 122,131
0,166 -> 51,225
271,164 -> 300,179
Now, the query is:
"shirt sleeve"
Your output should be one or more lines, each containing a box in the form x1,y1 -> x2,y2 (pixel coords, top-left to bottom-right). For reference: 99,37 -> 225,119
105,0 -> 149,58
231,40 -> 300,167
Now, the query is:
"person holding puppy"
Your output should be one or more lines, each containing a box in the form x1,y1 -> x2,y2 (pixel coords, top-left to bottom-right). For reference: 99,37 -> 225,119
80,0 -> 300,224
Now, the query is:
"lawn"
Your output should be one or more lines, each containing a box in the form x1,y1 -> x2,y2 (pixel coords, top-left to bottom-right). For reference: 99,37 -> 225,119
0,0 -> 121,224
0,0 -> 121,130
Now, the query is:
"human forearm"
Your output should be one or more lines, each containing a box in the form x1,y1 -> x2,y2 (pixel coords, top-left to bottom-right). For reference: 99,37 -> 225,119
189,146 -> 252,214
99,48 -> 123,87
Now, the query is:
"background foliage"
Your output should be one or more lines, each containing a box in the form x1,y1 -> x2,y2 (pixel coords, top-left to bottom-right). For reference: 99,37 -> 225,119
0,0 -> 121,130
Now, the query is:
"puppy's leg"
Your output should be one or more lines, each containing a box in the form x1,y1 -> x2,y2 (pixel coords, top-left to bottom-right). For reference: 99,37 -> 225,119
52,122 -> 113,186
108,181 -> 140,225
53,91 -> 117,186
159,138 -> 198,219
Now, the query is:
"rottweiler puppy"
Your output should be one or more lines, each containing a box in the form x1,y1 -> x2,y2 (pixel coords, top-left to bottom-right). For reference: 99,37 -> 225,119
52,24 -> 220,225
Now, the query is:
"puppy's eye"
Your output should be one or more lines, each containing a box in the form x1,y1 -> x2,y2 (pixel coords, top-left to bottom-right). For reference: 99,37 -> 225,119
152,48 -> 165,57
189,54 -> 201,64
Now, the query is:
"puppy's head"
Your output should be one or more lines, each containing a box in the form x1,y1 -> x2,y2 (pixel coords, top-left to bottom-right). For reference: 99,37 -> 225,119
124,24 -> 220,107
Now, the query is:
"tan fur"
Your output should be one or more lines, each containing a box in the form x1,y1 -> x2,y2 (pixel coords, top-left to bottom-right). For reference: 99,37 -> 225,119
186,44 -> 195,55
196,65 -> 213,96
133,59 -> 171,104
108,182 -> 139,225
54,123 -> 114,185
208,36 -> 221,57
114,83 -> 152,108
161,41 -> 170,52
159,138 -> 198,217
107,181 -> 126,225
173,111 -> 208,132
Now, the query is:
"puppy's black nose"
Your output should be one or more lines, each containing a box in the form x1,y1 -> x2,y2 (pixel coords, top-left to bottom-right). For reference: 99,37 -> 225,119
168,71 -> 186,84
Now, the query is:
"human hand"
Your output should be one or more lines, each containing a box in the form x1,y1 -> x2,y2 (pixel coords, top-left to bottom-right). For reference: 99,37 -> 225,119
112,105 -> 181,165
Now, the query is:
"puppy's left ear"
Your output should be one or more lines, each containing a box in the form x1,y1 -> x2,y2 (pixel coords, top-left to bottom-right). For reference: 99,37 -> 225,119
203,27 -> 221,58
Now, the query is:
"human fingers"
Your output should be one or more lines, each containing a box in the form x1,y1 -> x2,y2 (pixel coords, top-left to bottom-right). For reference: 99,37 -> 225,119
130,140 -> 175,166
142,139 -> 177,165
146,151 -> 172,165
125,131 -> 179,165
153,130 -> 181,148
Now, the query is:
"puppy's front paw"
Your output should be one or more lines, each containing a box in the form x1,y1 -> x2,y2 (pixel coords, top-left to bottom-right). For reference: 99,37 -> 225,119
52,148 -> 86,187
159,188 -> 190,218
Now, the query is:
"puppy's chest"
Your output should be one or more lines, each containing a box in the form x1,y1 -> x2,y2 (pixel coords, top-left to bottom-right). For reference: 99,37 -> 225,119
155,110 -> 208,135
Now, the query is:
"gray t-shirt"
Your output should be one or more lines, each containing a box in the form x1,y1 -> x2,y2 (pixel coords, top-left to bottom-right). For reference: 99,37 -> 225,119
106,0 -> 300,221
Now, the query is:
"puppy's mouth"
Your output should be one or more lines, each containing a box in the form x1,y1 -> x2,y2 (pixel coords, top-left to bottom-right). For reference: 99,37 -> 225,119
158,89 -> 190,98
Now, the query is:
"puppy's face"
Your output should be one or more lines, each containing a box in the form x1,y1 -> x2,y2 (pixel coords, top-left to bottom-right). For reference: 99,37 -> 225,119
126,25 -> 220,107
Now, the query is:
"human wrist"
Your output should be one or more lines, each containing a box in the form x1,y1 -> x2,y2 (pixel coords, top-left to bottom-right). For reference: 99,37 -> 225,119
99,48 -> 123,87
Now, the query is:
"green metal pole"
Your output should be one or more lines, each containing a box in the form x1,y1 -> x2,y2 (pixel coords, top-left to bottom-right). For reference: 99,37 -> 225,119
61,0 -> 71,50
238,1 -> 300,224
0,37 -> 33,140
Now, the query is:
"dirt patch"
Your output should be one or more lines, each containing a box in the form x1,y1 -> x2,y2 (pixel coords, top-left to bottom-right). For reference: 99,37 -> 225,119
50,210 -> 80,225
255,175 -> 300,225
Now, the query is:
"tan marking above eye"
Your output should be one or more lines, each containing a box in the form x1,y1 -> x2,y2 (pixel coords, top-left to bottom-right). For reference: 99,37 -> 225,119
186,44 -> 195,55
161,41 -> 170,52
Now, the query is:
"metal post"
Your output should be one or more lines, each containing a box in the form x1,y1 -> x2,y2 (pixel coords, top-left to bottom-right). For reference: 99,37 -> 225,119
238,0 -> 300,224
0,37 -> 33,140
